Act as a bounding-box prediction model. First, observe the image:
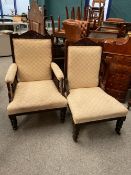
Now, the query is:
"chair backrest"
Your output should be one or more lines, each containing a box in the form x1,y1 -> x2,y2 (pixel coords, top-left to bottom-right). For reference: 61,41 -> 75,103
63,19 -> 90,41
12,37 -> 52,82
28,0 -> 45,35
67,41 -> 102,89
63,19 -> 81,42
50,16 -> 61,34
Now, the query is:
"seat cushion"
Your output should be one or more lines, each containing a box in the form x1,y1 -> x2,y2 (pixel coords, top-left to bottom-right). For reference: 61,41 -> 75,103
7,80 -> 67,115
67,87 -> 128,124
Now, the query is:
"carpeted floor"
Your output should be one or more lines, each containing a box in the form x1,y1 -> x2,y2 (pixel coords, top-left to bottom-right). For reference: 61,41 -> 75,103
0,57 -> 131,175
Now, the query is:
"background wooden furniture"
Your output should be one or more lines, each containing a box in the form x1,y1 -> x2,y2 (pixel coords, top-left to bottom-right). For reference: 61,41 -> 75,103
103,54 -> 131,102
63,19 -> 90,42
50,15 -> 65,43
102,19 -> 129,37
63,19 -> 81,42
103,37 -> 131,102
28,0 -> 46,35
65,5 -> 101,30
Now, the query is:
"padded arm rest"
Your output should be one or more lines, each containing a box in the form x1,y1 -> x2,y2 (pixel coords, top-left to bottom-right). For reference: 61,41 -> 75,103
5,63 -> 17,84
51,62 -> 64,81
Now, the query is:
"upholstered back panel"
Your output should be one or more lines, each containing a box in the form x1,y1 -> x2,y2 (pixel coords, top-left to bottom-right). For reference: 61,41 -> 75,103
13,39 -> 52,82
68,46 -> 102,89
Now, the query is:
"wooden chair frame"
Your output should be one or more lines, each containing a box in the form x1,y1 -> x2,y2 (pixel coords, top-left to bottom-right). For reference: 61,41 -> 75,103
7,31 -> 66,130
64,38 -> 126,142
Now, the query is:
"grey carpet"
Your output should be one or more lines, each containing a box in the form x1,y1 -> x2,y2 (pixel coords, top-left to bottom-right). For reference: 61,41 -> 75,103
0,57 -> 131,175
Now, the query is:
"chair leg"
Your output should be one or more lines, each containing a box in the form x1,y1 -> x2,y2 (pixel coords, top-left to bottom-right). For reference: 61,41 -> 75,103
9,115 -> 18,130
127,99 -> 131,110
73,124 -> 80,142
60,108 -> 66,123
115,117 -> 126,135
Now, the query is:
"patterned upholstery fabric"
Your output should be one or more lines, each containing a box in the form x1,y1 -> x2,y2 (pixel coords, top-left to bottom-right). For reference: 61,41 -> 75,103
51,62 -> 64,81
68,46 -> 102,89
7,80 -> 67,115
5,63 -> 17,83
67,87 -> 128,124
13,39 -> 52,82
75,20 -> 89,38
63,19 -> 81,42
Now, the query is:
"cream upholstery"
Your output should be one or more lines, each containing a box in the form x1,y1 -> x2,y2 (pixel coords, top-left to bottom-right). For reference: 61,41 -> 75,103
7,80 -> 67,115
5,63 -> 17,83
51,62 -> 64,81
67,87 -> 128,124
68,46 -> 102,89
13,39 -> 52,82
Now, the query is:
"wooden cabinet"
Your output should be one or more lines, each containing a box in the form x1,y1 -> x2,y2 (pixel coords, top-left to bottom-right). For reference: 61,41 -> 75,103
104,56 -> 131,102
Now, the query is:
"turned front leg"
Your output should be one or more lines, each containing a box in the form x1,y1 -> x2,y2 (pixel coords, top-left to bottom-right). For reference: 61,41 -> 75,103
9,115 -> 18,130
115,117 -> 126,135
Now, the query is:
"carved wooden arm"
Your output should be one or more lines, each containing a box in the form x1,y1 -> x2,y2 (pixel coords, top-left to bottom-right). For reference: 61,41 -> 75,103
51,62 -> 64,95
5,63 -> 18,102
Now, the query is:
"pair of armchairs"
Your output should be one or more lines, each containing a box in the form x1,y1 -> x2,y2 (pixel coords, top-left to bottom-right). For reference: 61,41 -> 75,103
5,31 -> 128,142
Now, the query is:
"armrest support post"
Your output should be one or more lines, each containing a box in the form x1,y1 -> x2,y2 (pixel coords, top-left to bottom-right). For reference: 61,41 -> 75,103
51,62 -> 65,95
5,63 -> 18,102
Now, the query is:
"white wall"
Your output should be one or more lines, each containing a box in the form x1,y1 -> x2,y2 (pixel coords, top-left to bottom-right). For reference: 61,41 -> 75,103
89,0 -> 109,19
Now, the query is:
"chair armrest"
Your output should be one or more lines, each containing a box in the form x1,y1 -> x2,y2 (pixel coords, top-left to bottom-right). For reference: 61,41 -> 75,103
5,63 -> 17,102
51,62 -> 64,95
5,63 -> 17,84
51,62 -> 64,81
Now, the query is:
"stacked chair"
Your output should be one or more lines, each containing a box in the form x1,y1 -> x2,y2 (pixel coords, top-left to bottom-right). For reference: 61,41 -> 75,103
63,19 -> 90,42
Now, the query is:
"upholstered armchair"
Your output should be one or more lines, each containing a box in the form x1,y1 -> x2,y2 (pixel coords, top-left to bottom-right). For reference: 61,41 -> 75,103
65,38 -> 128,142
5,31 -> 67,130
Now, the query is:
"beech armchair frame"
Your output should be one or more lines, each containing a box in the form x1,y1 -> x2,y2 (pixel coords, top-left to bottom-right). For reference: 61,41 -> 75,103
6,31 -> 67,130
